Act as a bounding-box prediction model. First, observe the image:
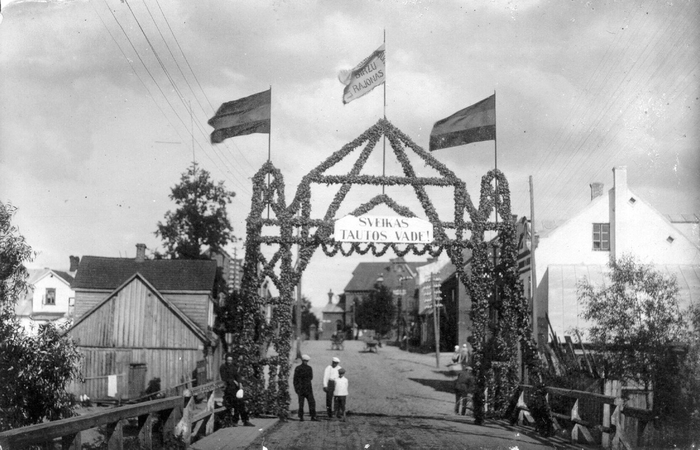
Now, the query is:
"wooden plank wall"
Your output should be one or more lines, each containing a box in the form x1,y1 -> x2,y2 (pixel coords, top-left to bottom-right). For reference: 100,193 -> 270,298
69,279 -> 202,349
73,290 -> 110,320
70,347 -> 204,399
67,278 -> 207,399
164,292 -> 209,332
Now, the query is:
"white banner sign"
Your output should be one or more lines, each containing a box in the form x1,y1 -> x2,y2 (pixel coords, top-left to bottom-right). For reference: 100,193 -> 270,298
334,215 -> 434,244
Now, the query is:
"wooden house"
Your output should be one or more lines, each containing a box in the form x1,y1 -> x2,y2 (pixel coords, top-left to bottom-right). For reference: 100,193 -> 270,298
67,245 -> 219,400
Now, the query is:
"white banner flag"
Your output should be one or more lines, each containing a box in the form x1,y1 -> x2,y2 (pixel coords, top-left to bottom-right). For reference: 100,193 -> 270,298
338,44 -> 385,105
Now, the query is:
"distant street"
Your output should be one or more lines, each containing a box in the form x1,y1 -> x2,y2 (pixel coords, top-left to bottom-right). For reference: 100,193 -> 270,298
242,340 -> 589,450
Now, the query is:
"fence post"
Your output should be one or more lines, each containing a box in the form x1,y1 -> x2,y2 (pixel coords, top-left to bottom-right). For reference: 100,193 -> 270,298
61,432 -> 82,450
104,419 -> 125,450
205,389 -> 216,436
180,393 -> 194,445
137,413 -> 155,450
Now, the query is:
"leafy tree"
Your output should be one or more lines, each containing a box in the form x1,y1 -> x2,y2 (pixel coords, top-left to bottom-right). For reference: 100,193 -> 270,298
292,296 -> 320,337
355,284 -> 395,337
0,202 -> 83,430
577,254 -> 688,387
155,162 -> 236,260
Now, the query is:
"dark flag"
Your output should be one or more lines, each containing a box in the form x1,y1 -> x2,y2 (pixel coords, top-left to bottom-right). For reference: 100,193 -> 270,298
208,89 -> 271,144
429,94 -> 496,151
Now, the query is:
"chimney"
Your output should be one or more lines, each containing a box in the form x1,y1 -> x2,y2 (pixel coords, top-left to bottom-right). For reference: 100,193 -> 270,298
135,243 -> 147,262
69,256 -> 80,272
590,182 -> 604,201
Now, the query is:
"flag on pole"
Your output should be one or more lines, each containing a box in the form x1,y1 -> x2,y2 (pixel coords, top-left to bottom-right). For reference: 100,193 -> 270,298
429,94 -> 496,151
208,89 -> 271,144
338,44 -> 385,105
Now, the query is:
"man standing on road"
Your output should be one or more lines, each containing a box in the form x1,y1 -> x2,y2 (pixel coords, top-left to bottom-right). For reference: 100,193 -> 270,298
220,353 -> 255,427
293,354 -> 319,422
323,356 -> 341,419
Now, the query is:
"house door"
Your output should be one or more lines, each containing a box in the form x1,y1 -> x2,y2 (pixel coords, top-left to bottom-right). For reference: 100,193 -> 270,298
128,363 -> 147,399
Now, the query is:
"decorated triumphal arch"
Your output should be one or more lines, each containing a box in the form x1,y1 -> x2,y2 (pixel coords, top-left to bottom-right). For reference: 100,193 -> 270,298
231,118 -> 540,424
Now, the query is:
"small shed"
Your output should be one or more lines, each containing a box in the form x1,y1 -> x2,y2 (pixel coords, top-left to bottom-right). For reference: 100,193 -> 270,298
67,273 -> 214,400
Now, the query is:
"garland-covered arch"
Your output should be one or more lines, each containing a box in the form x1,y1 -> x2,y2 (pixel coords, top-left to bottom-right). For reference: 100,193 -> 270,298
230,118 -> 544,425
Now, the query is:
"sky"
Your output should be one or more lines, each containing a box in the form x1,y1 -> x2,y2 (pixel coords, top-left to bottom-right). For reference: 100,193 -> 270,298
1,0 -> 698,311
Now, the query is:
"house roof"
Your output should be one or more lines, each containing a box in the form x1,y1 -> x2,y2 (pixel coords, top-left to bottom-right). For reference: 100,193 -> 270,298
322,302 -> 345,313
72,256 -> 217,292
344,260 -> 429,292
546,264 -> 700,339
52,271 -> 74,285
665,214 -> 700,223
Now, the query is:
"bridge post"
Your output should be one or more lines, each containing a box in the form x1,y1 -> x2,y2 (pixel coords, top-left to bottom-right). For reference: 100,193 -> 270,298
61,431 -> 82,450
137,413 -> 155,449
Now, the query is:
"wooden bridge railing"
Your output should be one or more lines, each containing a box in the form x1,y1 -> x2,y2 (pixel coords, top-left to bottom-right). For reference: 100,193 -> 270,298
0,380 -> 226,450
514,384 -> 654,450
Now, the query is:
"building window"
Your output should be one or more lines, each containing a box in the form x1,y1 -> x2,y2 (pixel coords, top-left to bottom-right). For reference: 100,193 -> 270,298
592,223 -> 610,251
45,288 -> 56,305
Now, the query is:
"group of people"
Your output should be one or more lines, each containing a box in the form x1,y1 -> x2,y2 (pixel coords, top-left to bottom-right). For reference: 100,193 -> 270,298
451,339 -> 475,415
294,355 -> 349,421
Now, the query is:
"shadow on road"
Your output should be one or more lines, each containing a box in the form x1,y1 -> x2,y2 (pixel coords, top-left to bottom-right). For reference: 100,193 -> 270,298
408,377 -> 454,394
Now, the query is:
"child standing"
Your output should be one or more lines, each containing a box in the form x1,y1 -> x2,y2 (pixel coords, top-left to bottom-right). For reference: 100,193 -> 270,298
333,368 -> 349,421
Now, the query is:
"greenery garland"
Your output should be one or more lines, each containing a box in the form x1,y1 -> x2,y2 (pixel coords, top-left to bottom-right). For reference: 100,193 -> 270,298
234,118 -> 545,427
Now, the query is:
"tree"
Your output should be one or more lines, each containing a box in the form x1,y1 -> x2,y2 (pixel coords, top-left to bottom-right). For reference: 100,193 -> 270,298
355,284 -> 395,337
0,202 -> 83,430
577,254 -> 688,387
155,162 -> 236,260
292,296 -> 319,337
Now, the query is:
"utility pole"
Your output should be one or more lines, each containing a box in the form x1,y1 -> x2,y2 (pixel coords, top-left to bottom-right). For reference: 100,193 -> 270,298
295,213 -> 303,360
431,272 -> 441,368
529,176 -> 539,347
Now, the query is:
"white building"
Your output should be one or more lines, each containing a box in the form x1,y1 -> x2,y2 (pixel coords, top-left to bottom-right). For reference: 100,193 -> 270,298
15,268 -> 75,333
532,166 -> 700,341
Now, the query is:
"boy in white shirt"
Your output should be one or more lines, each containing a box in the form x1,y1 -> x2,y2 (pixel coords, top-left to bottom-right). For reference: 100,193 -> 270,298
333,368 -> 349,421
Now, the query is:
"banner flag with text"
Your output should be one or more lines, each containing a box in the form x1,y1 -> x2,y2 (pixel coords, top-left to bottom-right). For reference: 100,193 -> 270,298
429,94 -> 496,151
338,44 -> 386,105
208,89 -> 271,144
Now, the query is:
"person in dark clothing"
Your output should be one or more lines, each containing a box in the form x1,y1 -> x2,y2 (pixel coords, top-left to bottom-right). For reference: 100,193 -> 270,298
454,367 -> 475,415
219,354 -> 254,427
293,354 -> 319,421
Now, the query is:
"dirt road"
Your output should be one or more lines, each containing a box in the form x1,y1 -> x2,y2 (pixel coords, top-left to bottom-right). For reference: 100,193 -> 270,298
243,339 -> 586,450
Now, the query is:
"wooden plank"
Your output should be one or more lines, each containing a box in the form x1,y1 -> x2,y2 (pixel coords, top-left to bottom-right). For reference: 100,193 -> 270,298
0,397 -> 181,447
60,432 -> 81,450
137,413 -> 154,450
105,419 -> 124,450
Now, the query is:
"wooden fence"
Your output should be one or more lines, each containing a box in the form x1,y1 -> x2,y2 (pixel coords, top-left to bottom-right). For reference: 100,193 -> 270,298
0,381 -> 225,450
514,383 -> 654,449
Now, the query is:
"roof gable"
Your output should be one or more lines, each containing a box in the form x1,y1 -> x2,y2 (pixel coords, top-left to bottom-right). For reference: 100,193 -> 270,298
344,260 -> 429,292
67,273 -> 209,343
72,256 -> 217,292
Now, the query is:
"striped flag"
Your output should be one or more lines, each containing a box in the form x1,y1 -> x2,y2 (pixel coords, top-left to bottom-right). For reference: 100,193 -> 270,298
208,89 -> 271,144
338,44 -> 385,105
429,94 -> 496,151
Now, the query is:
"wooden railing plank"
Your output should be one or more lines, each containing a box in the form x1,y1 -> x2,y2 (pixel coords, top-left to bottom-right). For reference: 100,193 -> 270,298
0,397 -> 182,447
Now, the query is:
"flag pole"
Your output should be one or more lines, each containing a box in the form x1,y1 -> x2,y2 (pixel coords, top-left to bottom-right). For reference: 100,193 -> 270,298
267,85 -> 272,219
382,29 -> 387,195
493,90 -> 499,338
268,85 -> 272,162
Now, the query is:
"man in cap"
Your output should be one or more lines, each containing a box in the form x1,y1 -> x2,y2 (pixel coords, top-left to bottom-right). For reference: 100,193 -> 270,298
293,354 -> 319,421
219,353 -> 254,427
322,356 -> 341,419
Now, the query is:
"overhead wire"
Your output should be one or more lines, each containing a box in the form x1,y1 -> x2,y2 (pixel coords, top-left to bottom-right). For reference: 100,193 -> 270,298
516,1 -> 697,220
132,0 -> 257,193
151,0 -> 258,175
544,1 -> 699,219
113,0 -> 252,196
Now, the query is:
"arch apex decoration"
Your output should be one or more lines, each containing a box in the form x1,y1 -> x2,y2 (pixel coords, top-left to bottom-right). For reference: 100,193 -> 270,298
230,118 -> 542,424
